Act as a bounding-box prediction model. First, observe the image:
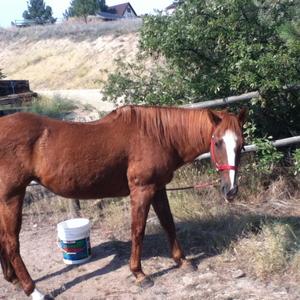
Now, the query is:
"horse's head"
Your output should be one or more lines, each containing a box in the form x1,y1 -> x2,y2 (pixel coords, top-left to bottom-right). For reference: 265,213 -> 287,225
208,108 -> 247,202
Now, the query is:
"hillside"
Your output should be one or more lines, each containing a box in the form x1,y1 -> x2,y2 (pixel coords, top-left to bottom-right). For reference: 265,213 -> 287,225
0,20 -> 141,90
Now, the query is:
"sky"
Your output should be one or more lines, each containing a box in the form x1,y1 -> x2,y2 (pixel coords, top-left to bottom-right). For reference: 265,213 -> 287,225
0,0 -> 172,28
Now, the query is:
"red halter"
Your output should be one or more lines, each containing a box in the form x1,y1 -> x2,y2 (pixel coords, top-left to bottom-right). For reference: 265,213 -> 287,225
210,135 -> 237,172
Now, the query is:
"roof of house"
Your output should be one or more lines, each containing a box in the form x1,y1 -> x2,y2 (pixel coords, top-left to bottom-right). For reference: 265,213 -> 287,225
97,11 -> 123,20
166,2 -> 179,10
109,2 -> 137,17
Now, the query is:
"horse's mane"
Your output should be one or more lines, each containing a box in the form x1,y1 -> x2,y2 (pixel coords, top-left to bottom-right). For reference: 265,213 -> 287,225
107,105 -> 214,149
217,110 -> 243,135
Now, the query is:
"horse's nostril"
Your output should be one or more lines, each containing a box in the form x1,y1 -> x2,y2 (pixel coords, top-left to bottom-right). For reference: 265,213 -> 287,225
228,185 -> 238,197
221,184 -> 229,195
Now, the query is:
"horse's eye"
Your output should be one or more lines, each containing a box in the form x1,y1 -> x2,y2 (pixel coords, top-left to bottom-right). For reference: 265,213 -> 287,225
215,140 -> 223,148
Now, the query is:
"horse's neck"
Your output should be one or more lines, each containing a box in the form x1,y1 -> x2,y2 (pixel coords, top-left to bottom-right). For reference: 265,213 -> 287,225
172,110 -> 213,163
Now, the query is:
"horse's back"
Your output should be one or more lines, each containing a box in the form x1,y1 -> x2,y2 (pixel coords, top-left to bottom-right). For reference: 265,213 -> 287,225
27,113 -> 132,198
0,110 -> 176,198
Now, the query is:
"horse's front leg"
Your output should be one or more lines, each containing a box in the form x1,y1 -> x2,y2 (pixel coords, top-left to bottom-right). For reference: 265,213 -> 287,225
152,189 -> 195,271
0,191 -> 45,299
0,245 -> 18,284
129,184 -> 155,287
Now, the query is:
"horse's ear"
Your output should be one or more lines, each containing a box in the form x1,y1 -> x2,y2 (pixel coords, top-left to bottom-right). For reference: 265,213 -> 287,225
238,108 -> 247,126
207,110 -> 222,127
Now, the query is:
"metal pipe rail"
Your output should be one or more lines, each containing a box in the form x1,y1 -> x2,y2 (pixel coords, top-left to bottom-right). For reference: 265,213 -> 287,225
197,136 -> 300,160
182,91 -> 260,109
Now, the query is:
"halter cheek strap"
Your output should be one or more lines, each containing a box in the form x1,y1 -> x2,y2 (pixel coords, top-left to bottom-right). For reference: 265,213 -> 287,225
210,135 -> 237,172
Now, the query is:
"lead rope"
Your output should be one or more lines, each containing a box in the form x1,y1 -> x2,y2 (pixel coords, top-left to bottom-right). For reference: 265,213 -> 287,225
166,178 -> 220,192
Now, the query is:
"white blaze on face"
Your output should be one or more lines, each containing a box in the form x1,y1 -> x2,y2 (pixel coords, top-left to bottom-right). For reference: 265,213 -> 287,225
222,130 -> 238,189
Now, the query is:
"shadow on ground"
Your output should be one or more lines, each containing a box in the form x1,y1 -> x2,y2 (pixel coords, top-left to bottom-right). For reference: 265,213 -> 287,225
40,212 -> 300,298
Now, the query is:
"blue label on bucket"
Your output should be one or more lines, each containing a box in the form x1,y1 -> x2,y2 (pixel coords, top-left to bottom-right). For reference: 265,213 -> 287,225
60,237 -> 91,261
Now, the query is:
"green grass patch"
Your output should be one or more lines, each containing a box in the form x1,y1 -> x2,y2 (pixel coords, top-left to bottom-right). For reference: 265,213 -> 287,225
27,95 -> 77,118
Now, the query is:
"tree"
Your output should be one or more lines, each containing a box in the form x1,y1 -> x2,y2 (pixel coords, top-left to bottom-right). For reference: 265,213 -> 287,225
64,0 -> 110,23
103,0 -> 300,139
23,0 -> 56,24
0,69 -> 5,79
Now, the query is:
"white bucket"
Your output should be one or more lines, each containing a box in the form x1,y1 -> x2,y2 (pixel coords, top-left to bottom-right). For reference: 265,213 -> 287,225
57,218 -> 91,265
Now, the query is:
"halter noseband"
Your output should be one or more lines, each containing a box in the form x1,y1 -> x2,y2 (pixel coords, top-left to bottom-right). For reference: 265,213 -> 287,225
210,134 -> 237,172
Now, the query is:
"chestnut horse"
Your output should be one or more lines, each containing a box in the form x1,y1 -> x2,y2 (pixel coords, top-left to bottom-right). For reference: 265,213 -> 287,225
0,105 -> 246,299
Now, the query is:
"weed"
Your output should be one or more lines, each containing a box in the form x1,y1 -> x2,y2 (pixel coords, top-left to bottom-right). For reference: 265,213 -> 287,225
230,220 -> 300,278
293,148 -> 300,176
27,95 -> 77,118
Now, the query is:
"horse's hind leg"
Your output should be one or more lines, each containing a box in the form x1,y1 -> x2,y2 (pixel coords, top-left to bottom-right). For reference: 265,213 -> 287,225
0,190 -> 37,297
152,189 -> 193,269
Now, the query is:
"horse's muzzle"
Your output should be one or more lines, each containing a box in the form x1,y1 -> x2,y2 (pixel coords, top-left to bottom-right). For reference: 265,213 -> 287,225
221,184 -> 238,202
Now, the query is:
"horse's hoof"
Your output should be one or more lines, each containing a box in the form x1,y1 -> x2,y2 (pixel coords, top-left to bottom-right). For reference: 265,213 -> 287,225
4,272 -> 19,285
11,280 -> 22,291
12,278 -> 20,285
180,260 -> 197,273
136,276 -> 154,289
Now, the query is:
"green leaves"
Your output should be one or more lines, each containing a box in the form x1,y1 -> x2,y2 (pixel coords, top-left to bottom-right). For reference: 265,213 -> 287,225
65,0 -> 105,22
253,137 -> 284,174
293,149 -> 300,176
22,0 -> 56,24
0,69 -> 5,79
140,0 -> 299,97
103,0 -> 300,138
102,57 -> 191,106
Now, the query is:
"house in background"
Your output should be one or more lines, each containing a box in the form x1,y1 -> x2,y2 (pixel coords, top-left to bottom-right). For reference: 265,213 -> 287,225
165,2 -> 180,14
97,2 -> 138,21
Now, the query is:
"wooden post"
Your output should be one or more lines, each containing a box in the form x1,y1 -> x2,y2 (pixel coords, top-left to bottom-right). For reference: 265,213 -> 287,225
68,199 -> 81,217
0,80 -> 30,96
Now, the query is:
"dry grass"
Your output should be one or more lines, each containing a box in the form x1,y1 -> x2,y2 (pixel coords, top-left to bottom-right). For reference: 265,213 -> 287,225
228,221 -> 300,278
0,22 -> 140,90
26,95 -> 78,118
0,19 -> 142,42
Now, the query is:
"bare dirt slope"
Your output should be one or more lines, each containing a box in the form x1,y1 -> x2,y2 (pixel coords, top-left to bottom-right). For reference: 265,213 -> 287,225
0,31 -> 138,90
0,215 -> 299,300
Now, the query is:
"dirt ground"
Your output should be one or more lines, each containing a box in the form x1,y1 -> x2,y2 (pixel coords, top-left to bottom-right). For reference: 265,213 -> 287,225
0,32 -> 139,90
1,214 -> 299,300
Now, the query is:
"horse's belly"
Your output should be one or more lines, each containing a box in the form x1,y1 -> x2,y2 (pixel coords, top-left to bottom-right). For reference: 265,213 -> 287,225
39,166 -> 130,199
43,179 -> 130,199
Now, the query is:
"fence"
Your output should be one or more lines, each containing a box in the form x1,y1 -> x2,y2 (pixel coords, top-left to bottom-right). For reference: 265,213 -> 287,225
181,87 -> 300,160
0,80 -> 37,112
0,80 -> 30,96
197,136 -> 300,160
182,91 -> 260,109
13,19 -> 58,27
182,85 -> 300,109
